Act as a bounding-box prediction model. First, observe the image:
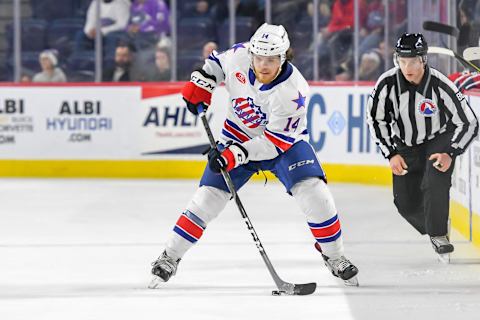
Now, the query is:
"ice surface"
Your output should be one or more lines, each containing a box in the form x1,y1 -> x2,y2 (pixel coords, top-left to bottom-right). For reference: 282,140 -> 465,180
0,179 -> 479,320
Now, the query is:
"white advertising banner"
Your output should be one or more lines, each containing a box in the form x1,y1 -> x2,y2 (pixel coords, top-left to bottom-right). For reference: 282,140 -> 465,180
135,84 -> 385,164
467,95 -> 480,216
138,86 -> 227,159
0,86 -> 140,159
1,84 -> 474,172
308,85 -> 385,165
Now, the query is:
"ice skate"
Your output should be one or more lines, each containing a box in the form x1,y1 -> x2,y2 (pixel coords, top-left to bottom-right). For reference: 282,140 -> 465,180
430,236 -> 453,264
148,251 -> 181,289
315,243 -> 359,286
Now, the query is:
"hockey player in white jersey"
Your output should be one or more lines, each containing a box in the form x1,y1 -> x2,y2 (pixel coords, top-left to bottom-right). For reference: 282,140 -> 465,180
149,23 -> 358,288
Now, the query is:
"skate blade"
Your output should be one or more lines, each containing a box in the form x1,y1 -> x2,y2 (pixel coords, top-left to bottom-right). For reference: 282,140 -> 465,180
437,253 -> 450,264
343,276 -> 359,287
148,276 -> 165,289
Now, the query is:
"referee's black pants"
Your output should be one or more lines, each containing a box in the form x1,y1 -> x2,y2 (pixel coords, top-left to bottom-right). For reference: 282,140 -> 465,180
392,132 -> 455,237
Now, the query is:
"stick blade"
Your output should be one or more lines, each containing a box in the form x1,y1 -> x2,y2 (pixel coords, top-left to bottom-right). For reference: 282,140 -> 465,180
428,46 -> 454,57
293,282 -> 317,295
463,47 -> 480,61
423,20 -> 459,38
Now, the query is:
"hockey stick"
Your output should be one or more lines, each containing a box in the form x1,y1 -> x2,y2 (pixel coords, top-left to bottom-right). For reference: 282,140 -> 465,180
422,21 -> 480,72
463,47 -> 480,61
197,105 -> 317,296
422,21 -> 459,38
428,46 -> 480,72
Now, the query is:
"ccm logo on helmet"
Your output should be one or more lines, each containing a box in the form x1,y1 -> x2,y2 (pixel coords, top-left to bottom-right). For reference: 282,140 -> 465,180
288,159 -> 315,171
191,74 -> 216,91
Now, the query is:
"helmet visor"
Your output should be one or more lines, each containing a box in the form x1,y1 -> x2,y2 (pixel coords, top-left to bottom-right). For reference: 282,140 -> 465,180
252,53 -> 281,66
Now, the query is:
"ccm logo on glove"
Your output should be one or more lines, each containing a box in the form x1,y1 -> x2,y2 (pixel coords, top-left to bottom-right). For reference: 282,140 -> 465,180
181,69 -> 217,115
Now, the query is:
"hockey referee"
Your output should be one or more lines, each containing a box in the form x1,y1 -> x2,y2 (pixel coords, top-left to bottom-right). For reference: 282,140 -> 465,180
367,33 -> 478,256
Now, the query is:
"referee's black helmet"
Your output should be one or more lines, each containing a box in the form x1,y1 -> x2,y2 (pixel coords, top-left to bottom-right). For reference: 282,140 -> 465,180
395,33 -> 428,57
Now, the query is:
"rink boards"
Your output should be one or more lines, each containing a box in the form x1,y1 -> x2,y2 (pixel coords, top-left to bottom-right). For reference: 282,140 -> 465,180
450,92 -> 480,247
0,82 -> 478,246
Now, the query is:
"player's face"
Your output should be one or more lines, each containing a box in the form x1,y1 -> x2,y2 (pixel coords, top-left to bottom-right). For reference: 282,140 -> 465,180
252,54 -> 282,84
397,56 -> 425,85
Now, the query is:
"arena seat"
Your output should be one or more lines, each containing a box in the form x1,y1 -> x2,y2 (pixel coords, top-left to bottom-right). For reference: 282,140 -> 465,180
67,51 -> 95,73
178,17 -> 215,52
177,50 -> 204,80
47,18 -> 84,58
31,0 -> 75,20
6,19 -> 47,52
217,17 -> 256,50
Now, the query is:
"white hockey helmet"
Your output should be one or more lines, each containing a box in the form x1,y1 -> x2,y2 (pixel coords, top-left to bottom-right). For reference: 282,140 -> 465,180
249,23 -> 290,65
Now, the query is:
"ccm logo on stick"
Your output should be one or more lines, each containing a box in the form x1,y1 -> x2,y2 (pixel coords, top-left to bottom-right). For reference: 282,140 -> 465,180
288,159 -> 314,171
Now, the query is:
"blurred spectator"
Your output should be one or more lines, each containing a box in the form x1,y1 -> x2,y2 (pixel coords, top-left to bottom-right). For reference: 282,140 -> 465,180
75,0 -> 131,52
102,43 -> 136,81
335,39 -> 386,81
359,49 -> 384,81
146,47 -> 171,81
271,0 -> 310,33
358,10 -> 384,57
202,41 -> 218,59
196,0 -> 210,16
458,0 -> 480,60
21,74 -> 32,83
127,0 -> 170,37
303,0 -> 331,29
156,35 -> 173,51
182,0 -> 211,18
32,50 -> 67,82
325,0 -> 366,34
193,41 -> 218,69
315,0 -> 367,79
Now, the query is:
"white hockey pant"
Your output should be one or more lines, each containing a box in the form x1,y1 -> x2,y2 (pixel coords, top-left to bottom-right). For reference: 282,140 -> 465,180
291,177 -> 344,259
165,186 -> 229,259
166,178 -> 344,260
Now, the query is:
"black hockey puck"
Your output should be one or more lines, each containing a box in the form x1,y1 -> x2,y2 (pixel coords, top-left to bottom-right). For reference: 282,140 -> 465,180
271,290 -> 285,296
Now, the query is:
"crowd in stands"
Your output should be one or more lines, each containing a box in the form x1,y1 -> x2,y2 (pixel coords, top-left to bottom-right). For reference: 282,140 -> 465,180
13,0 -> 480,83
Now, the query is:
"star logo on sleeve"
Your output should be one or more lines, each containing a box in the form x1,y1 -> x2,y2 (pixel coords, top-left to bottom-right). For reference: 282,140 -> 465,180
292,91 -> 306,110
231,43 -> 246,52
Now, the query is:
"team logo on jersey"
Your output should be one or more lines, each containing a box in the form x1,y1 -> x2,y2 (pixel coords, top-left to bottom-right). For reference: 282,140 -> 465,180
417,98 -> 437,117
235,72 -> 246,84
232,97 -> 268,128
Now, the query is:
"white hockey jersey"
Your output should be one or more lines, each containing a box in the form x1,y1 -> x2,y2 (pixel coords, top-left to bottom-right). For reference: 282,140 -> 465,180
202,42 -> 310,161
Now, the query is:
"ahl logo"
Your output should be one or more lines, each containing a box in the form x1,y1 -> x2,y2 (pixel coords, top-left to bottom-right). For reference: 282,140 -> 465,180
235,72 -> 246,84
232,97 -> 267,128
288,159 -> 315,171
417,98 -> 437,117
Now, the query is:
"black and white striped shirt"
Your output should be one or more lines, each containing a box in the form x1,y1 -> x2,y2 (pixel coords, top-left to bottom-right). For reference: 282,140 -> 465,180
367,66 -> 478,159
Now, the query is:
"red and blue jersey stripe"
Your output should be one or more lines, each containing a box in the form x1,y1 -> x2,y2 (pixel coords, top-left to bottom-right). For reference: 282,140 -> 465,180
222,119 -> 252,143
264,128 -> 295,152
173,210 -> 207,243
308,214 -> 342,243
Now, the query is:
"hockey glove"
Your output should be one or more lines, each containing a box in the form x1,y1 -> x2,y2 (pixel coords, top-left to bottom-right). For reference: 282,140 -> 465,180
181,69 -> 217,115
208,142 -> 249,173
